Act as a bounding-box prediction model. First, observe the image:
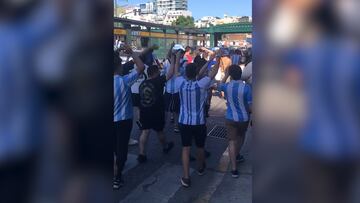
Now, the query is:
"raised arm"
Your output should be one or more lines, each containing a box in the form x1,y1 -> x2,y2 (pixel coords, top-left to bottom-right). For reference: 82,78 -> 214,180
139,44 -> 159,59
124,45 -> 145,74
174,50 -> 182,77
197,53 -> 216,80
199,47 -> 215,56
165,54 -> 176,81
208,56 -> 221,80
167,42 -> 176,61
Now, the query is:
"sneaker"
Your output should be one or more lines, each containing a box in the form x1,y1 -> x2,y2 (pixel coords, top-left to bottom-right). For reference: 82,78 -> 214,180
236,154 -> 245,163
197,163 -> 206,176
163,142 -> 174,154
181,177 -> 191,188
231,170 -> 239,178
137,154 -> 147,163
128,138 -> 138,146
174,126 -> 180,133
113,177 -> 124,190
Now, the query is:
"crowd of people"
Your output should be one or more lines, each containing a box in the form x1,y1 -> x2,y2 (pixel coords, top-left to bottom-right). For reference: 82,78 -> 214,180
113,43 -> 252,189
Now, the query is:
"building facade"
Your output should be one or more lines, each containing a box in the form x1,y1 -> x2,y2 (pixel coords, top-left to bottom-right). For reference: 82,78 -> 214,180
155,0 -> 188,15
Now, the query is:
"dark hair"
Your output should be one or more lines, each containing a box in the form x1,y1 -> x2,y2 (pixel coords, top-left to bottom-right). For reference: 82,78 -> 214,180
229,65 -> 242,80
185,63 -> 198,79
122,61 -> 134,76
114,51 -> 122,73
147,65 -> 160,77
140,52 -> 154,67
193,55 -> 207,74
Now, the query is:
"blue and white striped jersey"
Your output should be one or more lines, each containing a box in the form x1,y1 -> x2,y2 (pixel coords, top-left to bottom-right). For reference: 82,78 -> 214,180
297,40 -> 360,161
162,59 -> 186,94
231,54 -> 241,65
114,71 -> 139,122
219,80 -> 252,122
0,4 -> 61,163
176,76 -> 212,125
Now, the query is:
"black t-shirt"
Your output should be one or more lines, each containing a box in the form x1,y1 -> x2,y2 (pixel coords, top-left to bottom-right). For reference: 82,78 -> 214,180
139,75 -> 167,112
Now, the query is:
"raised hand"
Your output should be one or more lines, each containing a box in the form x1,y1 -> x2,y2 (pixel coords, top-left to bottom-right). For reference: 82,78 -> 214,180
209,52 -> 216,61
151,44 -> 160,50
123,44 -> 134,55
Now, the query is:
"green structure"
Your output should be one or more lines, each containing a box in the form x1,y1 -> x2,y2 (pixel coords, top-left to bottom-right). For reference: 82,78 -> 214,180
203,22 -> 253,47
114,18 -> 252,58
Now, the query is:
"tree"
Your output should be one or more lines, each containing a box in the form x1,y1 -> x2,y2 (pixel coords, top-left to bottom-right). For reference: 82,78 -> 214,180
172,16 -> 195,28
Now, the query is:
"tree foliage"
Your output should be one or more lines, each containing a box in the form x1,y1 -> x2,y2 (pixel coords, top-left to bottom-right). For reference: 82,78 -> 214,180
172,16 -> 195,27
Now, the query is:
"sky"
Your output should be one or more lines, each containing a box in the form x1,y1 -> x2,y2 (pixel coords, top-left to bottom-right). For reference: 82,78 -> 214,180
116,0 -> 252,20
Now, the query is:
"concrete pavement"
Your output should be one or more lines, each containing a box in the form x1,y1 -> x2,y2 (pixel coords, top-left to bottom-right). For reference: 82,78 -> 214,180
114,95 -> 252,203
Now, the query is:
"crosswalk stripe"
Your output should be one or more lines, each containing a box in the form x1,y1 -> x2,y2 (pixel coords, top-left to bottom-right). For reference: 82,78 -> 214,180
217,147 -> 230,173
119,163 -> 194,203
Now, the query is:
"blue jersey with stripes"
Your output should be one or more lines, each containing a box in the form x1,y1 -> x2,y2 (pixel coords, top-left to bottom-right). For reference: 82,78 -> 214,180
176,76 -> 212,125
114,71 -> 139,122
163,59 -> 186,94
295,40 -> 360,161
231,54 -> 241,65
219,80 -> 252,122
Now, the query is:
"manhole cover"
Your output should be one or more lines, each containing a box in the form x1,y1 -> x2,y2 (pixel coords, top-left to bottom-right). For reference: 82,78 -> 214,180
208,125 -> 227,139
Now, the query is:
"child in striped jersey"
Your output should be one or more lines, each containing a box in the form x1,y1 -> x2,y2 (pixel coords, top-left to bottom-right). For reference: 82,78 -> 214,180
218,65 -> 252,178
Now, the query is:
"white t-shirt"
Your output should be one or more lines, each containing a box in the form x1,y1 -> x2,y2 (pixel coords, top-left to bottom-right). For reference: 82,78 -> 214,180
131,66 -> 148,94
241,62 -> 252,84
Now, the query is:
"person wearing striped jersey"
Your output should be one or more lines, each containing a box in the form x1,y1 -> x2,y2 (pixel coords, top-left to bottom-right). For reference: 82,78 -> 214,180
175,53 -> 221,188
163,44 -> 187,133
113,46 -> 145,189
218,65 -> 252,178
231,49 -> 242,66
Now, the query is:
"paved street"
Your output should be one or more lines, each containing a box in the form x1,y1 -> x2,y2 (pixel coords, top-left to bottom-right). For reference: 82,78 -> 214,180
114,95 -> 252,203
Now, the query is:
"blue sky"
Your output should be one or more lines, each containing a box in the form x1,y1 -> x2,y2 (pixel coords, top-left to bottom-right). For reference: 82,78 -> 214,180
116,0 -> 252,20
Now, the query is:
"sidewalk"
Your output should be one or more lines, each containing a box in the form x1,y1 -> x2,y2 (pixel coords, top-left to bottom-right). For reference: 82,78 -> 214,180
115,95 -> 252,203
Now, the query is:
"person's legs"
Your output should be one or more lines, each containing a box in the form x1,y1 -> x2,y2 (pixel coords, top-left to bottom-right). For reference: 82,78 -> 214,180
182,147 -> 191,179
115,120 -> 132,180
196,148 -> 205,169
236,121 -> 249,157
164,93 -> 173,125
156,131 -> 167,146
226,120 -> 238,171
174,113 -> 179,131
194,125 -> 207,170
139,129 -> 150,156
179,124 -> 192,180
229,140 -> 238,171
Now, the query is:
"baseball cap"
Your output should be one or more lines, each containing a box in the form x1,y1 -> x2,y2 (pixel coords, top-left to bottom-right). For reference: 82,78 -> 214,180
172,44 -> 185,52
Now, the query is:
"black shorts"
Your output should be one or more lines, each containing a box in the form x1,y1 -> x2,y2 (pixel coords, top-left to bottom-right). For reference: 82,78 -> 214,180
132,93 -> 140,107
164,92 -> 180,113
140,109 -> 165,132
179,124 -> 207,148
